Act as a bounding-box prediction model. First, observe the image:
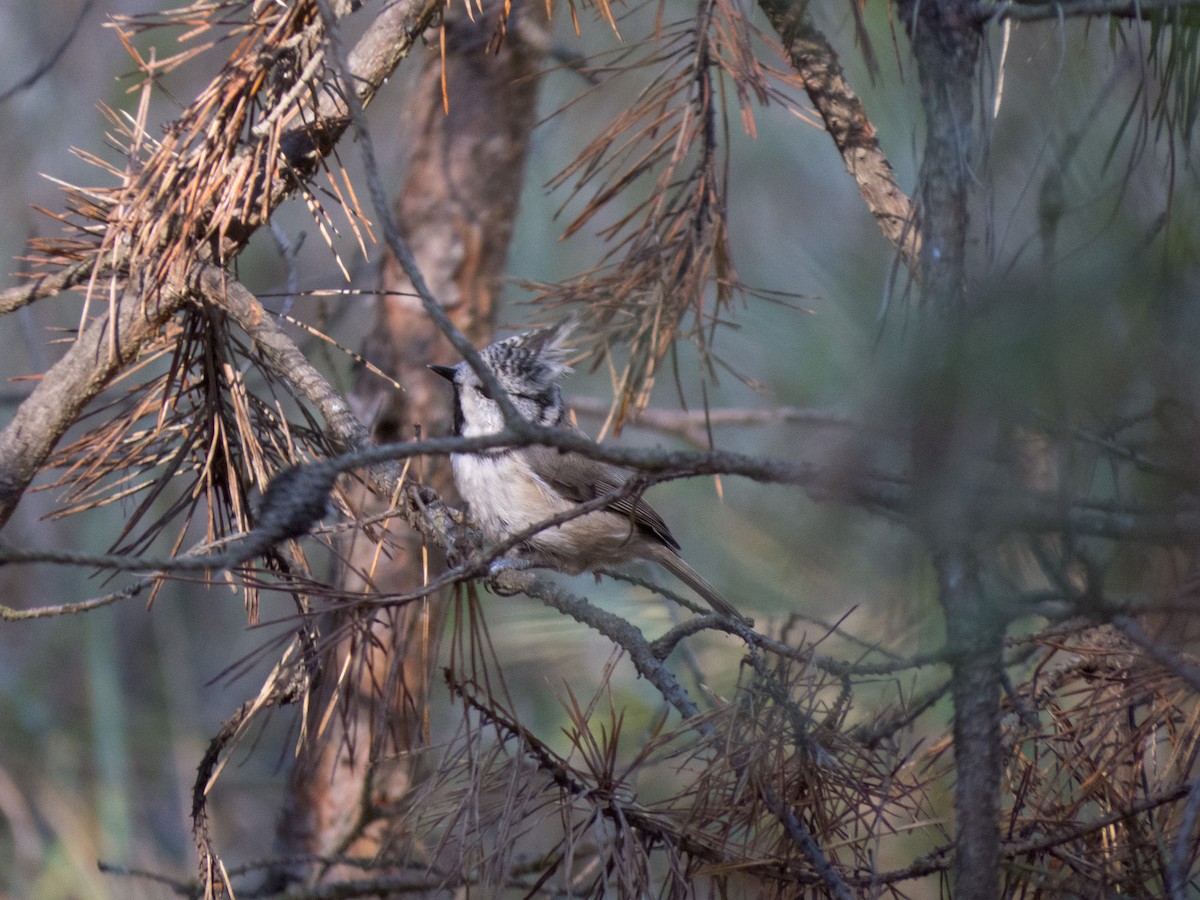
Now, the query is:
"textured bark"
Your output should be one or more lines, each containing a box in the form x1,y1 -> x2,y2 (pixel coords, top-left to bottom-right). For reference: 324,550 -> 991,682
276,2 -> 543,886
903,0 -> 981,314
758,0 -> 920,275
935,547 -> 1004,899
896,0 -> 996,897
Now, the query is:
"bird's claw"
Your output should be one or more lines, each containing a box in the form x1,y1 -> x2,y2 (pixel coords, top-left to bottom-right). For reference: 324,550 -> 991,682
485,557 -> 534,596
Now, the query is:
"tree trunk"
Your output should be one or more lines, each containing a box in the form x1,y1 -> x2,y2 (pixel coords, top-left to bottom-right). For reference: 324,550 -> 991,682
897,0 -> 998,897
274,3 -> 543,886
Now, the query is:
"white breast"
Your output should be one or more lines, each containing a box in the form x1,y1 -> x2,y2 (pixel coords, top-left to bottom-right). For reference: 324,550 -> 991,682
451,452 -> 569,540
451,451 -> 638,569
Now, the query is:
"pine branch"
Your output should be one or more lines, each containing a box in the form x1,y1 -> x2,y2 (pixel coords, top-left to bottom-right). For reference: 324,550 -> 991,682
758,0 -> 921,275
980,0 -> 1200,20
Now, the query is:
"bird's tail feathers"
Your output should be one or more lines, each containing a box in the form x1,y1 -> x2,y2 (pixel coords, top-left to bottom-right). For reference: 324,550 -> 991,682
651,547 -> 751,626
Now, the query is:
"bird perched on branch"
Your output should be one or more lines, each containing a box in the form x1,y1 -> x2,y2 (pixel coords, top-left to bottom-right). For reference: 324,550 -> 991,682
431,324 -> 748,625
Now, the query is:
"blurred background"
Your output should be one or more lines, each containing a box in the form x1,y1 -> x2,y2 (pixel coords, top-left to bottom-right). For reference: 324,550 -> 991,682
0,0 -> 1196,896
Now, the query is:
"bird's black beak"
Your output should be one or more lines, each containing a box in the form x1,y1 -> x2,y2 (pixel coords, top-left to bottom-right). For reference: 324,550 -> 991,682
429,364 -> 457,382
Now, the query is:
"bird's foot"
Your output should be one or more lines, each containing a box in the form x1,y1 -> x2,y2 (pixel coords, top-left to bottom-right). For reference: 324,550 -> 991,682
486,557 -> 535,596
487,557 -> 533,575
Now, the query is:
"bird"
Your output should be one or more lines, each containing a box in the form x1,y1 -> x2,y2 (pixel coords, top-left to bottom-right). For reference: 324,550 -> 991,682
430,324 -> 749,624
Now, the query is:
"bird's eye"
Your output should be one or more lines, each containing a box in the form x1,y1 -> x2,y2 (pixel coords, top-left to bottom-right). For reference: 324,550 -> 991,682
474,383 -> 493,400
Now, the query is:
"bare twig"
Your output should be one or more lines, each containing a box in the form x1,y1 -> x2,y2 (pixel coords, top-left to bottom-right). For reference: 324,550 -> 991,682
1,572 -> 149,621
764,787 -> 855,900
568,396 -> 862,445
95,862 -> 192,896
501,571 -> 706,720
0,258 -> 96,315
979,0 -> 1198,21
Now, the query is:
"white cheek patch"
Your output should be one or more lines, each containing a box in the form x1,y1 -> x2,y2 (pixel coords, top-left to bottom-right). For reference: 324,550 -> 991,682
459,391 -> 504,438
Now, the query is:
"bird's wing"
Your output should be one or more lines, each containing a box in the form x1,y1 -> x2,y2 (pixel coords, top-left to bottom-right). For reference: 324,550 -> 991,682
523,444 -> 681,552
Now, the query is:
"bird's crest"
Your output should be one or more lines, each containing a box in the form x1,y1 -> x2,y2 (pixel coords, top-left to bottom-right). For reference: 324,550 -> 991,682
484,322 -> 574,389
